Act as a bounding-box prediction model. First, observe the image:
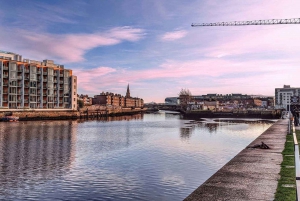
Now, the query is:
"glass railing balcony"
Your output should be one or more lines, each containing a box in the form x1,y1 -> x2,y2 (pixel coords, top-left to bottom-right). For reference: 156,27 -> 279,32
24,70 -> 29,73
3,67 -> 8,70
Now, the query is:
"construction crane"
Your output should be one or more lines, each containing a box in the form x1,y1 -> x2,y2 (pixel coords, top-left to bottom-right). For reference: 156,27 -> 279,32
191,18 -> 300,27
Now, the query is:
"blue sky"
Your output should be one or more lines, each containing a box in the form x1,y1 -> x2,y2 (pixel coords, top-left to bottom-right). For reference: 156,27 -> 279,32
1,0 -> 300,102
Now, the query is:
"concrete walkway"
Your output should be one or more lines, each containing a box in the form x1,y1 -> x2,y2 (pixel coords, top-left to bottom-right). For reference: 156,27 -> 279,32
184,119 -> 288,201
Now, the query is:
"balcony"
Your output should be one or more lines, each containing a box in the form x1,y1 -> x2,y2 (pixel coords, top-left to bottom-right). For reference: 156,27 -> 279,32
54,73 -> 58,76
24,100 -> 29,103
3,67 -> 8,70
24,77 -> 29,80
3,82 -> 8,86
17,100 -> 21,103
17,69 -> 22,72
54,80 -> 57,83
60,81 -> 64,84
3,74 -> 8,78
2,98 -> 7,102
37,71 -> 41,74
43,86 -> 47,89
43,79 -> 47,82
24,84 -> 29,88
59,87 -> 63,90
24,69 -> 29,73
59,94 -> 63,97
2,90 -> 8,94
43,72 -> 47,75
59,101 -> 63,104
43,94 -> 47,96
60,74 -> 63,77
17,76 -> 22,80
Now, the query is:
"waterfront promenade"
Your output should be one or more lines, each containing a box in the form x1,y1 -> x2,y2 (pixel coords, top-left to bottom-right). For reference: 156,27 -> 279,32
185,119 -> 288,201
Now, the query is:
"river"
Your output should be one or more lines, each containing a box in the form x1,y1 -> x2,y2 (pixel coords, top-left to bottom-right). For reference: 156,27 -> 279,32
0,111 -> 274,201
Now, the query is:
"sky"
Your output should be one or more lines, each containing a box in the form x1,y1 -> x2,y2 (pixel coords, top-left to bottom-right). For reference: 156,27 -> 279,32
0,0 -> 300,103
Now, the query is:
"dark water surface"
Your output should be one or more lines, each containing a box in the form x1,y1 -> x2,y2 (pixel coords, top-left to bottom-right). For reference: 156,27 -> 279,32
0,111 -> 274,201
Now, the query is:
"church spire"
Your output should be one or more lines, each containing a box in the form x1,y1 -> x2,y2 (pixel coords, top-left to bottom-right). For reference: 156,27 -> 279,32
126,84 -> 131,98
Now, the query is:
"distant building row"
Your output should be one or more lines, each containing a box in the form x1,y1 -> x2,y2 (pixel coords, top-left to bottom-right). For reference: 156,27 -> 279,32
91,85 -> 144,108
166,93 -> 274,109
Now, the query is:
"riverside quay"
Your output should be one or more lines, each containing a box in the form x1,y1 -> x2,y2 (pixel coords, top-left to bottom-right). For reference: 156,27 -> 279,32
0,51 -> 77,110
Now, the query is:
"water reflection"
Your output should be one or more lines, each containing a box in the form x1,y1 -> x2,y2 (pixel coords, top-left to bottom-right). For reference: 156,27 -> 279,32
0,121 -> 76,198
0,112 -> 275,201
78,113 -> 143,123
180,127 -> 194,140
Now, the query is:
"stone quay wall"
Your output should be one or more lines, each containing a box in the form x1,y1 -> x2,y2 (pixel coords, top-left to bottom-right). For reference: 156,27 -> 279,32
0,107 -> 149,121
185,119 -> 288,201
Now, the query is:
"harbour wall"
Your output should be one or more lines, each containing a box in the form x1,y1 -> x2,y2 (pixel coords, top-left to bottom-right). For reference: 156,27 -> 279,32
183,110 -> 281,119
0,108 -> 148,121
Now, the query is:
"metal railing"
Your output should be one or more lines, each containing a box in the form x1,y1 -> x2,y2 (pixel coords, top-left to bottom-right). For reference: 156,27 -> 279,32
292,120 -> 300,200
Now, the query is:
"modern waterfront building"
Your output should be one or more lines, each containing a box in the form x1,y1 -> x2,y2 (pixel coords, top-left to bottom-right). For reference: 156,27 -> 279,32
165,97 -> 179,105
0,51 -> 77,110
275,85 -> 300,110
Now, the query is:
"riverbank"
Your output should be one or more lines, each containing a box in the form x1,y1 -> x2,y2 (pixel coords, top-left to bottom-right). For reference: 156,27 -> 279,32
184,119 -> 288,201
183,110 -> 281,119
0,108 -> 153,121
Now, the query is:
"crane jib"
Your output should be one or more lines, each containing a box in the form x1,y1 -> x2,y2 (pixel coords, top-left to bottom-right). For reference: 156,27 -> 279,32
191,18 -> 300,27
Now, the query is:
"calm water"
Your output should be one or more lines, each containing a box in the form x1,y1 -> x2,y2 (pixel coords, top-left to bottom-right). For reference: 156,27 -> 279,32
0,111 -> 274,201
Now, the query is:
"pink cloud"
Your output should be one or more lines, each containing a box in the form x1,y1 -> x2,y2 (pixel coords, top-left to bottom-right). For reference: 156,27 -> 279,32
75,56 -> 300,100
0,26 -> 145,63
161,30 -> 187,41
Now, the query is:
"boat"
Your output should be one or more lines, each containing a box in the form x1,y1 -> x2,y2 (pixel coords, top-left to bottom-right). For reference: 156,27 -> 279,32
1,116 -> 19,122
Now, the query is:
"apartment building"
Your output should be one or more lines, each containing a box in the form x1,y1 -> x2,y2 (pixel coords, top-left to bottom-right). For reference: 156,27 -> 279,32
275,85 -> 300,110
0,51 -> 77,110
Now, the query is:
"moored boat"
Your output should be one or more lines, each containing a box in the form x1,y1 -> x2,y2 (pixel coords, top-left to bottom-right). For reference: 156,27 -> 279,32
1,116 -> 19,122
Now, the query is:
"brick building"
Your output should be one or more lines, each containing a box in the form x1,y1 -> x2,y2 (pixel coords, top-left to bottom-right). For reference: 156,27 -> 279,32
92,84 -> 144,108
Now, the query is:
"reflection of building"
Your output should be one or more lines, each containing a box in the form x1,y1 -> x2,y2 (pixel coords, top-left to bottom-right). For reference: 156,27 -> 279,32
275,85 -> 300,110
0,51 -> 77,110
0,121 -> 77,190
92,84 -> 144,108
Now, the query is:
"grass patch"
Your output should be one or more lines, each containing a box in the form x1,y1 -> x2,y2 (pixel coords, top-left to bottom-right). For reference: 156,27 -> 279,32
274,130 -> 296,201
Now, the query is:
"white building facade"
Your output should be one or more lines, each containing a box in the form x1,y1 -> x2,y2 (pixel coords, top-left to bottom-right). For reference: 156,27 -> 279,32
275,85 -> 300,110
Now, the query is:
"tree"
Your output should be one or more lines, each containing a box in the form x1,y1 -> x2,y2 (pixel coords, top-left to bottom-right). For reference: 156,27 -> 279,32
77,99 -> 84,108
178,88 -> 192,111
179,88 -> 192,96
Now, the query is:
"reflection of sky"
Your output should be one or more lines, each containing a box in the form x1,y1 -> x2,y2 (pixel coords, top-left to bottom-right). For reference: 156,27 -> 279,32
0,111 -> 273,201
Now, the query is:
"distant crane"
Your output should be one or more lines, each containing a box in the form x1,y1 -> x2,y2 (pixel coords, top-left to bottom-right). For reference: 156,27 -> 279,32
191,18 -> 300,27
